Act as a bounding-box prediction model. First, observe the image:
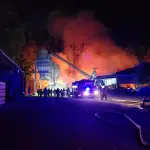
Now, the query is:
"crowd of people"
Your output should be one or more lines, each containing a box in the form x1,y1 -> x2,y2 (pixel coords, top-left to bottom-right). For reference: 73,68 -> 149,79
37,87 -> 71,98
27,86 -> 107,100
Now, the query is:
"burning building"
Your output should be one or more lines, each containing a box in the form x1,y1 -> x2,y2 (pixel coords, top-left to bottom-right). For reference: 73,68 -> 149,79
49,11 -> 138,85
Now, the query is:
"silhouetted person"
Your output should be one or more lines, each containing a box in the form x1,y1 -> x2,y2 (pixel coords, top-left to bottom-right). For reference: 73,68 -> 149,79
63,88 -> 65,97
56,88 -> 60,98
39,89 -> 42,98
47,89 -> 50,97
61,89 -> 64,97
54,89 -> 56,97
100,86 -> 107,100
50,89 -> 52,97
67,88 -> 70,97
44,87 -> 48,97
37,89 -> 40,96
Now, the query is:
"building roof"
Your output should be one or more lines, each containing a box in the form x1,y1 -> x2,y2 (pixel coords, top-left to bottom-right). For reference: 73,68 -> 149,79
95,74 -> 117,79
0,49 -> 23,72
116,67 -> 135,75
116,62 -> 150,76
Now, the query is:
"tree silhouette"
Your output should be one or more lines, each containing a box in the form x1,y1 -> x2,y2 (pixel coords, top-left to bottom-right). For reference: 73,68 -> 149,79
20,41 -> 37,80
0,3 -> 29,64
134,46 -> 149,61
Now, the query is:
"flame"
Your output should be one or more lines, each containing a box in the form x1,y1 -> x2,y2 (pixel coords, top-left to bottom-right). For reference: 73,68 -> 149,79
49,11 -> 138,85
52,52 -> 76,84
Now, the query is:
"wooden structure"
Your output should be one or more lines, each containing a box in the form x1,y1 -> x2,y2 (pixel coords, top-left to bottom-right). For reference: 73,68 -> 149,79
0,81 -> 5,105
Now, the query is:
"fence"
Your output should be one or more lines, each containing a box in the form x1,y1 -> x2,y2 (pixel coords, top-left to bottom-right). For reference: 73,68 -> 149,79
0,81 -> 6,105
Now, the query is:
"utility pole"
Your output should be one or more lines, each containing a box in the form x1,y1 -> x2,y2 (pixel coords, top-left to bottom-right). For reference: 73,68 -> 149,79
70,41 -> 84,81
92,68 -> 97,78
34,62 -> 37,95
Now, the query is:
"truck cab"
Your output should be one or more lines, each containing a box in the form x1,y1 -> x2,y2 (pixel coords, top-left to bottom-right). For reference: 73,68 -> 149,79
72,79 -> 99,98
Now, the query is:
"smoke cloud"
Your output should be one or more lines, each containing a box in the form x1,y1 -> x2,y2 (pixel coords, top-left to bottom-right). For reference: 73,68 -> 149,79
49,11 -> 138,84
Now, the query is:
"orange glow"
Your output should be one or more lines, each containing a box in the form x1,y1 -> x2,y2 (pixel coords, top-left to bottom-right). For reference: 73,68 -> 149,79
120,84 -> 136,89
21,42 -> 51,93
119,83 -> 149,89
40,80 -> 49,89
49,12 -> 138,85
52,52 -> 80,84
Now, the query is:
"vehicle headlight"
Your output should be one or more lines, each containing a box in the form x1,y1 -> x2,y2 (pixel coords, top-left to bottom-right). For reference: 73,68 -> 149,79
83,91 -> 89,96
94,90 -> 98,95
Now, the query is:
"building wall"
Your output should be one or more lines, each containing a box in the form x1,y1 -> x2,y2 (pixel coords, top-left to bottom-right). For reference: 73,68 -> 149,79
0,69 -> 25,97
0,49 -> 25,98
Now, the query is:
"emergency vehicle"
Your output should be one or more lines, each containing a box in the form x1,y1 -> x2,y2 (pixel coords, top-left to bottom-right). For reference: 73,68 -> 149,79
72,79 -> 100,97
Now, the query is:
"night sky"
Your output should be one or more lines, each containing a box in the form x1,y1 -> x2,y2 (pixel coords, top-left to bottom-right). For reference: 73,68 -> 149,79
3,0 -> 150,47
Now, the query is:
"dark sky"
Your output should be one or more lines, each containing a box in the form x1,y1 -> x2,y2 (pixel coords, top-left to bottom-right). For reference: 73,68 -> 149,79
11,0 -> 150,47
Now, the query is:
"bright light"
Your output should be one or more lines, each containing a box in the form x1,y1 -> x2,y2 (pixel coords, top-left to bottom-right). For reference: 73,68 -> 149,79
101,86 -> 105,88
72,85 -> 77,88
94,90 -> 98,95
83,91 -> 89,96
85,87 -> 90,91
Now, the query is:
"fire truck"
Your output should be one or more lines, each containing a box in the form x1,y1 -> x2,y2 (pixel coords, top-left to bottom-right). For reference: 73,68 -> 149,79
72,79 -> 101,98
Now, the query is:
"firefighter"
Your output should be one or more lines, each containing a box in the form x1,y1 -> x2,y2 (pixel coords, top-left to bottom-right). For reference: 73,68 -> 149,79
37,89 -> 40,96
100,86 -> 107,100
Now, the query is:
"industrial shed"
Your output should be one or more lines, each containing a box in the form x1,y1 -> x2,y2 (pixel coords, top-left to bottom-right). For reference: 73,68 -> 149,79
116,62 -> 150,85
0,49 -> 25,101
95,62 -> 150,89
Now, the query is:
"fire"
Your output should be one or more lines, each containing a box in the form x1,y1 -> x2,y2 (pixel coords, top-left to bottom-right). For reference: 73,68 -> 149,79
49,11 -> 138,85
52,52 -> 76,84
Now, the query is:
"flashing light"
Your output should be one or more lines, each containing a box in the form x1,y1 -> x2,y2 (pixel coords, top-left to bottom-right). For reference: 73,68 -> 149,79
94,90 -> 98,95
72,85 -> 77,88
85,87 -> 90,91
101,86 -> 105,88
83,91 -> 89,96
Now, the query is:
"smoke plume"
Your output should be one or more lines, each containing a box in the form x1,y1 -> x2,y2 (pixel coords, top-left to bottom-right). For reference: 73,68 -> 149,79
49,11 -> 138,84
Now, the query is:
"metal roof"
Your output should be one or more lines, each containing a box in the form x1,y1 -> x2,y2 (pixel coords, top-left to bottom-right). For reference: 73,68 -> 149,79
95,74 -> 117,79
0,49 -> 23,72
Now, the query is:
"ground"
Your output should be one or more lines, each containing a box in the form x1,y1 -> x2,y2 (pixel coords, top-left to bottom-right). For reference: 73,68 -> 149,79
0,97 -> 150,150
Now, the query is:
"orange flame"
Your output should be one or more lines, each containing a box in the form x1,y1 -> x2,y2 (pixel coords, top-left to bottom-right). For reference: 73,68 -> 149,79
49,12 -> 138,85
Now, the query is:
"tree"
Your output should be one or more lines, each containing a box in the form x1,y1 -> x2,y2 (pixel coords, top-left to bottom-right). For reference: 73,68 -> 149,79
143,48 -> 150,62
134,45 -> 149,61
20,41 -> 37,80
0,3 -> 28,64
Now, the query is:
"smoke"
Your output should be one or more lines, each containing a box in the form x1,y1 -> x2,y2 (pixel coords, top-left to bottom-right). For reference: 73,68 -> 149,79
49,11 -> 138,84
